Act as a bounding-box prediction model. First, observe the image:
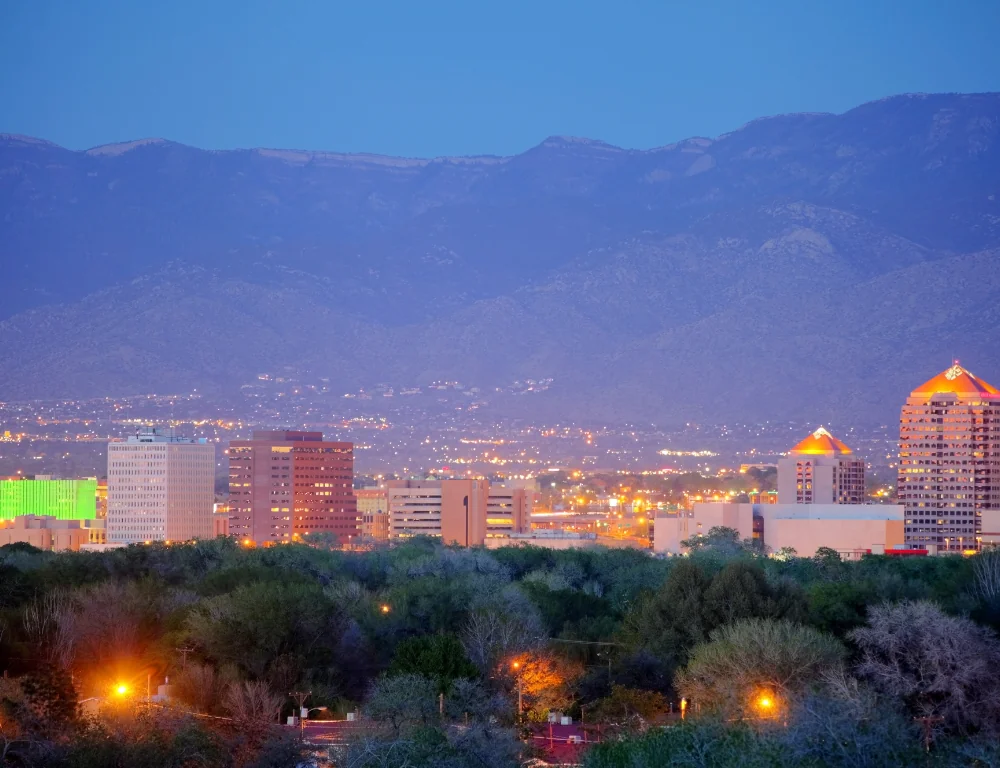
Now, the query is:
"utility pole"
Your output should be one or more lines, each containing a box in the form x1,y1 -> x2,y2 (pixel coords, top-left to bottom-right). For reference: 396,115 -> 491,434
290,691 -> 311,740
176,645 -> 195,672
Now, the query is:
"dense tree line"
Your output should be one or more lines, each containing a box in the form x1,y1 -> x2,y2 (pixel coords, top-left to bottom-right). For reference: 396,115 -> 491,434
1,530 -> 999,766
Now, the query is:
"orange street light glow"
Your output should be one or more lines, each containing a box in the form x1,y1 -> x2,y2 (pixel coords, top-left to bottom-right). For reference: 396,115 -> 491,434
114,684 -> 129,696
380,604 -> 391,614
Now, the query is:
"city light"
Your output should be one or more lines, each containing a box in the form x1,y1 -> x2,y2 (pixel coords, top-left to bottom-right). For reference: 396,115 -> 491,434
114,684 -> 129,696
380,604 -> 391,614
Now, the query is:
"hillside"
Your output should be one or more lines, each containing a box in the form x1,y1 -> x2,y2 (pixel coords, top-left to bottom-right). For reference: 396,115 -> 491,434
1,92 -> 998,423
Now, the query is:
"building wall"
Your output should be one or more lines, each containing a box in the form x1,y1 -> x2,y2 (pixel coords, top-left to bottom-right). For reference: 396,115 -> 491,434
900,394 -> 1000,551
765,518 -> 905,558
653,503 -> 755,555
388,479 -> 529,546
388,480 -> 443,539
357,489 -> 390,541
441,479 -> 488,546
228,431 -> 357,546
107,431 -> 214,544
777,456 -> 865,504
0,478 -> 97,520
653,502 -> 904,557
0,515 -> 103,552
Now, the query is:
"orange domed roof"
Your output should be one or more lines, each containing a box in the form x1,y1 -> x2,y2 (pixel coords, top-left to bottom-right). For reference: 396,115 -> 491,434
911,364 -> 999,398
790,427 -> 853,456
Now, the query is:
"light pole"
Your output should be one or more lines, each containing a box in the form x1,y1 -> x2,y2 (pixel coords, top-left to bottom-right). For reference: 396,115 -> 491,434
511,662 -> 523,721
289,691 -> 312,739
299,706 -> 327,740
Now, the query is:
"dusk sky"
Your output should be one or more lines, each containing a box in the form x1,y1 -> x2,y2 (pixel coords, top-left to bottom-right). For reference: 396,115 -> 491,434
2,0 -> 999,157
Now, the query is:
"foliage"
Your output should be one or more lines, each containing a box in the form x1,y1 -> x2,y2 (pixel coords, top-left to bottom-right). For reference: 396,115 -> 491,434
850,600 -> 1000,736
675,619 -> 846,720
702,561 -> 806,627
388,634 -> 478,694
4,537 -> 1000,766
364,674 -> 440,734
345,723 -> 525,768
590,684 -> 668,725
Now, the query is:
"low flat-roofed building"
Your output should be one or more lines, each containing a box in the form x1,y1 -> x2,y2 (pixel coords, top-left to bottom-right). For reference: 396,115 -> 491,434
654,501 -> 904,559
388,479 -> 530,546
979,510 -> 1000,549
0,515 -> 106,552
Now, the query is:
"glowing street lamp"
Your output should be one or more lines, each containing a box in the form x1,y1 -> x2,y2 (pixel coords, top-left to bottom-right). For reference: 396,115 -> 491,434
380,604 -> 391,615
114,683 -> 129,697
511,661 -> 524,720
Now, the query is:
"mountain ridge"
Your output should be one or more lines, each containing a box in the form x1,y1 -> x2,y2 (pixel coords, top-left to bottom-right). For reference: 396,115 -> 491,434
1,92 -> 999,424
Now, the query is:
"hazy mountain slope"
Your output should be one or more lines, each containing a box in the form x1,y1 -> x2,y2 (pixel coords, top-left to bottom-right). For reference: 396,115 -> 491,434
0,92 -> 998,423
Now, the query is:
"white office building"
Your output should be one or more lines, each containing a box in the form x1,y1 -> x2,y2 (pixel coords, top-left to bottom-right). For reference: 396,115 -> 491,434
107,428 -> 215,544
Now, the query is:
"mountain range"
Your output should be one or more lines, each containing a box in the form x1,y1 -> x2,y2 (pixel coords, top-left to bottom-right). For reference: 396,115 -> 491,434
1,92 -> 999,425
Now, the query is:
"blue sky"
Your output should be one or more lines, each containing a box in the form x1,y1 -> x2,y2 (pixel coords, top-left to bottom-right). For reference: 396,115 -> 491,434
1,0 -> 998,157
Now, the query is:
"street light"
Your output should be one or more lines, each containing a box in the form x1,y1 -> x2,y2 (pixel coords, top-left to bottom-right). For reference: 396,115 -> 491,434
380,604 -> 391,615
114,684 -> 129,697
511,661 -> 523,721
298,706 -> 328,739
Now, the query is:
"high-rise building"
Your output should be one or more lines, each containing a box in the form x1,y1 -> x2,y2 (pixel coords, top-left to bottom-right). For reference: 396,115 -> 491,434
899,363 -> 1000,552
777,427 -> 865,504
387,479 -> 530,546
228,430 -> 358,546
0,476 -> 97,521
107,428 -> 215,544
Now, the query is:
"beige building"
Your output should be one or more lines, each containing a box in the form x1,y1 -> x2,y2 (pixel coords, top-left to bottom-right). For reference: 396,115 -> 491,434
899,364 -> 1000,552
777,427 -> 865,504
654,501 -> 904,559
0,515 -> 106,552
387,479 -> 531,546
107,428 -> 215,544
357,488 -> 390,541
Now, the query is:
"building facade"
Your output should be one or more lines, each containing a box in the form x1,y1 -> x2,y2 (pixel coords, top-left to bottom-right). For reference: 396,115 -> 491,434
0,476 -> 97,520
0,515 -> 106,552
387,479 -> 530,546
654,501 -> 904,559
357,488 -> 390,541
107,429 -> 215,544
899,364 -> 1000,552
228,430 -> 358,546
777,427 -> 865,504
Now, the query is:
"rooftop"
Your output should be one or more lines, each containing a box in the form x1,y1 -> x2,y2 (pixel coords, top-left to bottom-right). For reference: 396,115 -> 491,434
789,426 -> 853,456
911,363 -> 999,399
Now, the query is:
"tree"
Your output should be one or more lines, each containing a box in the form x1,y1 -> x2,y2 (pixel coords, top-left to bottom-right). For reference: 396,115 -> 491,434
591,684 -> 668,725
702,561 -> 805,628
675,618 -> 846,720
223,680 -> 283,733
621,560 -> 710,668
173,662 -> 223,714
506,652 -> 580,717
388,634 -> 477,694
680,526 -> 745,555
849,600 -> 1000,736
781,676 -> 922,768
461,608 -> 542,676
365,674 -> 439,734
186,581 -> 345,684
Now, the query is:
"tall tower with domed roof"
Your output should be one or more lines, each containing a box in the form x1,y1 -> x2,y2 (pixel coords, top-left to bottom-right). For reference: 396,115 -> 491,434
899,363 -> 1000,552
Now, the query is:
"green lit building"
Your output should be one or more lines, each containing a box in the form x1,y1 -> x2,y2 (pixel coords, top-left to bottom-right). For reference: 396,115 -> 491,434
0,478 -> 97,521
